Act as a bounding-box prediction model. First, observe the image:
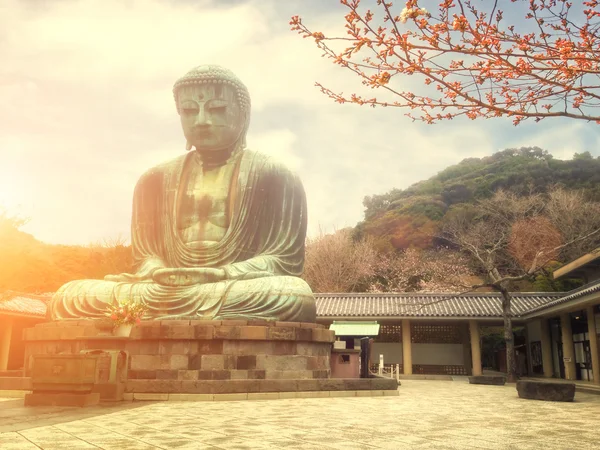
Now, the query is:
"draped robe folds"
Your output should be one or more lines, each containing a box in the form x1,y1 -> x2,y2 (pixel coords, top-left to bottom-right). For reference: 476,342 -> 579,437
48,150 -> 316,322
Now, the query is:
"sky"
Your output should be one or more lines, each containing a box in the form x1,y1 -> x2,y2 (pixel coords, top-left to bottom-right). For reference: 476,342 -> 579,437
1,0 -> 600,246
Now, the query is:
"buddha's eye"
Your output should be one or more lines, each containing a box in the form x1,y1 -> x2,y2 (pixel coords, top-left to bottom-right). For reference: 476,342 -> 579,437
207,100 -> 227,111
180,101 -> 199,115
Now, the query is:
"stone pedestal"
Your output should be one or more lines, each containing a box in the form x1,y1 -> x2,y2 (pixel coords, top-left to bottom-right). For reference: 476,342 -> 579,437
22,320 -> 399,398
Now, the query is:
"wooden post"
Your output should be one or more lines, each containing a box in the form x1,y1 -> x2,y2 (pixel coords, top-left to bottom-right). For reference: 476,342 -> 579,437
586,306 -> 600,385
469,320 -> 482,376
0,317 -> 13,371
560,313 -> 576,380
402,319 -> 412,375
540,318 -> 554,378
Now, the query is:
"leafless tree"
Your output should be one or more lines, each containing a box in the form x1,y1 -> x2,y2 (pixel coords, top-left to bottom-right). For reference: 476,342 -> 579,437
303,228 -> 377,293
443,189 -> 600,381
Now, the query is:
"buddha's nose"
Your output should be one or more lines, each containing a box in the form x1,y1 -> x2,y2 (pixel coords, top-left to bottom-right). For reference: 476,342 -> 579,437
194,108 -> 212,127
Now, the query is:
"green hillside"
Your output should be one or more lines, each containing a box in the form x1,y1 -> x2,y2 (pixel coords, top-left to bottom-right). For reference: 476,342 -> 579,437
356,147 -> 600,252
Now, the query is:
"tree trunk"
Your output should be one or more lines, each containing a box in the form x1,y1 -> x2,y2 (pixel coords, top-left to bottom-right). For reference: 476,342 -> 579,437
499,288 -> 517,382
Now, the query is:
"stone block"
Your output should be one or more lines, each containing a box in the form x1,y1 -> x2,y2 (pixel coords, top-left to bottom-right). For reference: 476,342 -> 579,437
197,340 -> 223,355
275,321 -> 301,328
93,383 -> 125,402
161,320 -> 191,326
268,327 -> 296,341
128,370 -> 157,380
169,393 -> 213,401
212,380 -> 260,394
159,341 -> 193,355
178,370 -> 199,381
156,370 -> 179,380
223,340 -> 272,355
126,379 -> 182,393
201,355 -> 236,370
128,341 -> 160,355
312,328 -> 335,343
25,392 -> 100,407
300,322 -> 318,328
0,377 -> 32,390
296,342 -> 330,356
240,326 -> 267,340
131,355 -> 161,371
194,325 -> 215,340
133,393 -> 169,401
236,355 -> 257,370
214,325 -> 241,340
246,320 -> 271,326
59,326 -> 85,339
307,356 -> 329,370
272,341 -> 296,355
248,392 -> 280,400
198,370 -> 231,380
221,320 -> 248,327
230,370 -> 249,380
247,370 -> 266,380
213,393 -> 248,401
191,319 -> 221,326
163,355 -> 189,370
138,323 -> 162,339
370,378 -> 399,390
318,379 -> 346,391
312,370 -> 329,379
296,379 -> 320,391
295,328 -> 313,342
36,327 -> 62,340
256,355 -> 307,371
469,375 -> 506,386
162,325 -> 194,340
259,379 -> 299,392
516,380 -> 575,402
22,328 -> 37,341
264,370 -> 314,380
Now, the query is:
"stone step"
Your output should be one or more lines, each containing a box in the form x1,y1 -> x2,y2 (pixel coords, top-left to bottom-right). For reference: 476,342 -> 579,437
0,377 -> 32,391
126,377 -> 399,395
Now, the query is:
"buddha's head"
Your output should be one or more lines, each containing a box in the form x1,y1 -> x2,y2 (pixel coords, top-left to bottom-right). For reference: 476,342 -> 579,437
173,65 -> 251,162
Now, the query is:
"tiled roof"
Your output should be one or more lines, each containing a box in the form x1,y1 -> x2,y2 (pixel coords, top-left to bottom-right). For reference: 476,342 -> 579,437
523,279 -> 600,316
0,292 -> 51,318
1,288 -> 596,320
314,293 -> 562,319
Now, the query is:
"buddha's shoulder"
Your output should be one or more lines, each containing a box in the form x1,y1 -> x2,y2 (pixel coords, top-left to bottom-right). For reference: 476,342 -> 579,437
137,154 -> 187,180
243,150 -> 297,176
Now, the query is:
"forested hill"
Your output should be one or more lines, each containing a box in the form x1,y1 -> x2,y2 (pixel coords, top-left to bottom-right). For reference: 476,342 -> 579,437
357,147 -> 600,252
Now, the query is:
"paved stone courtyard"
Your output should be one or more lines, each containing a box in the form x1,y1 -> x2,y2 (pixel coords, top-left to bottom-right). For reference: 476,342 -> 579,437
1,380 -> 599,449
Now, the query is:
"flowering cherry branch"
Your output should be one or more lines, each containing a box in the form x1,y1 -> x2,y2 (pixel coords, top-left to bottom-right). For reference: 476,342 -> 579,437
291,0 -> 600,124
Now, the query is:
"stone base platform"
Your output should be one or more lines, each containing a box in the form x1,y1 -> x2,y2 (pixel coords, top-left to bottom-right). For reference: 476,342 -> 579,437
22,319 -> 349,396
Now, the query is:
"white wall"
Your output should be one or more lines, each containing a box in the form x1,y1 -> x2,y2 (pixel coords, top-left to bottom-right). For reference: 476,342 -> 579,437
371,343 -> 403,365
372,342 -> 465,365
412,344 -> 464,365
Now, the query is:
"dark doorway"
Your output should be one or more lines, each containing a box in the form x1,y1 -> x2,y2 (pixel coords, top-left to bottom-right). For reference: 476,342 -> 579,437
571,311 -> 592,381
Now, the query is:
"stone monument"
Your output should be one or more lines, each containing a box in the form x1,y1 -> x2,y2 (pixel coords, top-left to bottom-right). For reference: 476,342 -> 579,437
21,65 -> 398,401
48,65 -> 316,323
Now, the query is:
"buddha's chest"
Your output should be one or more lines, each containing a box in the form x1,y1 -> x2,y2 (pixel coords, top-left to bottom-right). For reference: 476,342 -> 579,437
177,162 -> 236,243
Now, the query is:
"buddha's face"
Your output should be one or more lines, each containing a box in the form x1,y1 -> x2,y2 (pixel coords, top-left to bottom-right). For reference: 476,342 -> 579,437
177,83 -> 244,153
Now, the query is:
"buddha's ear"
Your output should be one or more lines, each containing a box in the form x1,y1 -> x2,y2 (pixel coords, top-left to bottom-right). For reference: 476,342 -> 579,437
185,140 -> 192,151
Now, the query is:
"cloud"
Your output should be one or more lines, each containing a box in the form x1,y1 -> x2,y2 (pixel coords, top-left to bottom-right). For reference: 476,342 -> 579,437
1,0 -> 598,245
